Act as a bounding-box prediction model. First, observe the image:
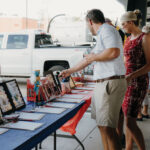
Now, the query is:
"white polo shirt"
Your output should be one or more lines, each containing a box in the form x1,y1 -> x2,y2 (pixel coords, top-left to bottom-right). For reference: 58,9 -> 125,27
92,23 -> 125,80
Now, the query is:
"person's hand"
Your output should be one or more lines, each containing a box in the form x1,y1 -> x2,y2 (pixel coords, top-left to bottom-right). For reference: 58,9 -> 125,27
60,69 -> 72,78
84,53 -> 95,64
125,74 -> 133,86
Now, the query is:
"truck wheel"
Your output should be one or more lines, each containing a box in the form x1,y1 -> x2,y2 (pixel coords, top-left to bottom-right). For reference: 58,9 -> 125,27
44,65 -> 65,76
49,65 -> 65,72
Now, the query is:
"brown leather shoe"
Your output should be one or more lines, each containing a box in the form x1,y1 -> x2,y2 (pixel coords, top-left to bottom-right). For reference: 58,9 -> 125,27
142,114 -> 150,119
136,117 -> 143,121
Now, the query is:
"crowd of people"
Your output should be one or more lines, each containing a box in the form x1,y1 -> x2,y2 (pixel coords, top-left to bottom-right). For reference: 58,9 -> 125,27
60,9 -> 150,150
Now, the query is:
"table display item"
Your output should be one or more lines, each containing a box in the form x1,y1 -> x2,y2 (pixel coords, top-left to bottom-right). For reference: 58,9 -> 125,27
75,87 -> 94,90
3,112 -> 45,121
71,90 -> 89,94
85,84 -> 95,88
1,121 -> 43,131
32,107 -> 66,114
61,77 -> 71,95
40,79 -> 51,100
72,71 -> 84,82
34,70 -> 41,105
5,80 -> 26,110
69,76 -> 76,89
46,71 -> 61,96
3,113 -> 19,120
40,72 -> 61,101
46,102 -> 75,109
0,128 -> 8,134
62,94 -> 85,99
27,71 -> 62,103
18,112 -> 45,121
0,111 -> 3,125
0,84 -> 13,115
84,82 -> 95,87
52,71 -> 62,93
0,80 -> 26,115
85,82 -> 95,85
27,79 -> 36,101
55,97 -> 83,103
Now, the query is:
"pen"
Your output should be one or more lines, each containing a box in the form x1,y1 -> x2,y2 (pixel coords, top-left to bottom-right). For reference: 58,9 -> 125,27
44,105 -> 52,108
19,119 -> 34,121
21,110 -> 35,113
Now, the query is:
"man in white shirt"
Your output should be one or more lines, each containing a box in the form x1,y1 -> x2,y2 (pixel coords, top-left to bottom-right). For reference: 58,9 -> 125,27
61,9 -> 126,150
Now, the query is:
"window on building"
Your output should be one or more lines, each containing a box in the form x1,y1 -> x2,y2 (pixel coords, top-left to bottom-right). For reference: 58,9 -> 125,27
6,35 -> 28,49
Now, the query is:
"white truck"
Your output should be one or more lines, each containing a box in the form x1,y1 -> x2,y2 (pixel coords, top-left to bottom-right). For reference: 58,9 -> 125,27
0,30 -> 92,78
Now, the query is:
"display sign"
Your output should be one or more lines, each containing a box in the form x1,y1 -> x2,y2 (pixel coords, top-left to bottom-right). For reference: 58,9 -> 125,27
0,80 -> 26,115
5,80 -> 25,110
0,84 -> 13,115
40,70 -> 61,102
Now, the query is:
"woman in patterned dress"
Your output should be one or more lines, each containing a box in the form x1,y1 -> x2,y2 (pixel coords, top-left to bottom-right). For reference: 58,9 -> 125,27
120,10 -> 150,150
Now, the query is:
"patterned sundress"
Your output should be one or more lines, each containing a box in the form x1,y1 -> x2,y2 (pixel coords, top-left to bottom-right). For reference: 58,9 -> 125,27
122,33 -> 149,118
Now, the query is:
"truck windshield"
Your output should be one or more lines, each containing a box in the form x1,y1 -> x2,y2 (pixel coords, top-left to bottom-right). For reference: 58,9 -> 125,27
35,34 -> 53,48
0,35 -> 3,49
6,35 -> 28,49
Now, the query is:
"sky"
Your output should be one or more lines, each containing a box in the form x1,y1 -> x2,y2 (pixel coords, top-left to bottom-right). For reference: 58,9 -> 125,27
0,0 -> 125,21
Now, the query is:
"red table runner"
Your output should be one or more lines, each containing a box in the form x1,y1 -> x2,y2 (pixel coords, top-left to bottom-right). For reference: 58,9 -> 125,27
60,92 -> 92,135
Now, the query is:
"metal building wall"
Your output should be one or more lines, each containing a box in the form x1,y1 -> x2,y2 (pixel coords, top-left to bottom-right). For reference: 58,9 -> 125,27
127,0 -> 147,26
117,0 -> 147,26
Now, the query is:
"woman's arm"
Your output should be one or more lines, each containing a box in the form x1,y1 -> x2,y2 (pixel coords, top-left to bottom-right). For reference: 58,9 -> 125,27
126,34 -> 150,82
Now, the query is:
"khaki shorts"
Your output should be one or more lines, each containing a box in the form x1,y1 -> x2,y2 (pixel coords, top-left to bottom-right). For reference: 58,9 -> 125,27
91,78 -> 127,128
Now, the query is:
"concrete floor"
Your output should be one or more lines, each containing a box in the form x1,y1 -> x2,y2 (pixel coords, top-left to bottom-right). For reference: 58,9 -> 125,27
37,112 -> 150,150
18,82 -> 150,150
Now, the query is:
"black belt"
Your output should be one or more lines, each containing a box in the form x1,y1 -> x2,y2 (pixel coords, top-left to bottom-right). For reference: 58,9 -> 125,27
95,75 -> 125,83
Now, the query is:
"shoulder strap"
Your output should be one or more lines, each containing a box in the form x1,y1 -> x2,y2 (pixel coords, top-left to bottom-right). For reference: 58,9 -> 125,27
139,32 -> 145,41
